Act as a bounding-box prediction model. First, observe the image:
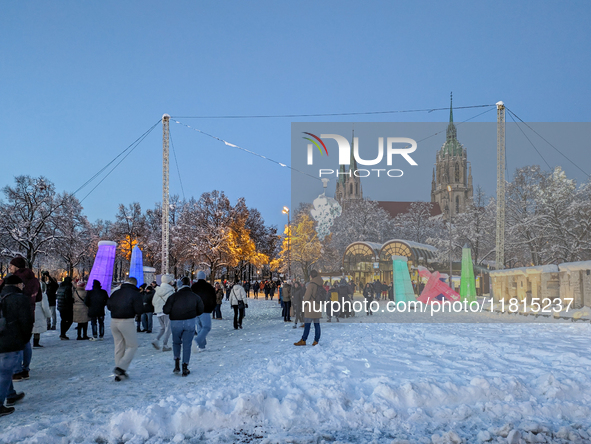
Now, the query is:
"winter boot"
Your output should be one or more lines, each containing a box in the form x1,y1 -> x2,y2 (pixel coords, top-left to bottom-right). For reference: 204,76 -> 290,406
33,334 -> 43,348
182,363 -> 190,377
294,340 -> 306,346
173,358 -> 180,374
312,341 -> 318,346
5,392 -> 25,406
0,405 -> 15,417
12,371 -> 29,381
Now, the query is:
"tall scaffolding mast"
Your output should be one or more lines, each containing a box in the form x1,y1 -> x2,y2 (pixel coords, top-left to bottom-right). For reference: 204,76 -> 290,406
162,114 -> 170,275
495,102 -> 505,270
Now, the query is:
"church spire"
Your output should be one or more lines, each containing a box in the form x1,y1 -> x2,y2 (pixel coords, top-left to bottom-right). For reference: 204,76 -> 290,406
446,91 -> 457,143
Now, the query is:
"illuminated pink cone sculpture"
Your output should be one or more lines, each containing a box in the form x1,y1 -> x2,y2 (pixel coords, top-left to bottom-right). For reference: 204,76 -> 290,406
85,241 -> 117,294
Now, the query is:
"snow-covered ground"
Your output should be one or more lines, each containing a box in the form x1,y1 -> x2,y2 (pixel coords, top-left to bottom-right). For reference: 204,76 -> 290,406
2,297 -> 591,444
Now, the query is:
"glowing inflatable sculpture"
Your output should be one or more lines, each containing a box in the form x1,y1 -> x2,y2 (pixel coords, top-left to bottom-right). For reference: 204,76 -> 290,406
460,244 -> 477,304
310,179 -> 342,240
85,241 -> 117,294
391,255 -> 416,303
129,245 -> 144,287
416,266 -> 461,304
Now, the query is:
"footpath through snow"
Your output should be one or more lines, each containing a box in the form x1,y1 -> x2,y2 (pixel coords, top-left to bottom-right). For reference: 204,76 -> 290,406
2,298 -> 591,443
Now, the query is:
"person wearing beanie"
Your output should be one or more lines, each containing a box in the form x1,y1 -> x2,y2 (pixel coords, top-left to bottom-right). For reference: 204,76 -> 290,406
73,281 -> 90,340
213,282 -> 224,319
190,271 -> 216,352
151,274 -> 175,352
6,257 -> 41,382
0,275 -> 32,416
163,277 -> 204,376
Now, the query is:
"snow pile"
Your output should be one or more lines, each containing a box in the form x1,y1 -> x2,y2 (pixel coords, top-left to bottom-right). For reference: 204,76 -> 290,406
1,300 -> 591,443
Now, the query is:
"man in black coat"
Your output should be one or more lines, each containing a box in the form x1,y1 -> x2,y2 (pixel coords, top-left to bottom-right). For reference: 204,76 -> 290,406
190,271 -> 216,352
84,280 -> 109,340
164,277 -> 204,376
107,277 -> 144,381
56,277 -> 74,340
0,275 -> 33,416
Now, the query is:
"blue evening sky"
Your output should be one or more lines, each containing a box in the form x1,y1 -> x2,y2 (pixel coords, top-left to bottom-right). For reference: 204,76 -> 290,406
1,1 -> 589,229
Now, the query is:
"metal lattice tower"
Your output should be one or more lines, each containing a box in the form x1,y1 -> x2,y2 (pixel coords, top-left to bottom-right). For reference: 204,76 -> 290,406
162,114 -> 170,275
495,102 -> 505,270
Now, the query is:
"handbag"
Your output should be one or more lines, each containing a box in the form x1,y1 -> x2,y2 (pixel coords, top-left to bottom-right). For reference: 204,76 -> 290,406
237,300 -> 246,309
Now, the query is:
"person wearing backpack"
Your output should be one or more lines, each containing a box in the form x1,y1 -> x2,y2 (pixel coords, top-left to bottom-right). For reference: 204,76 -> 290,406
294,270 -> 323,346
0,275 -> 33,417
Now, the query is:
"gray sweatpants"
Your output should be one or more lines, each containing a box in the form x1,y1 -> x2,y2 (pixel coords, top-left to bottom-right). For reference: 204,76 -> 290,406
155,314 -> 171,346
111,318 -> 138,371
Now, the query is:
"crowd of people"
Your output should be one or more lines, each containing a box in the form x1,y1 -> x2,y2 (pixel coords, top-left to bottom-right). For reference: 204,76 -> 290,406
0,254 -> 376,418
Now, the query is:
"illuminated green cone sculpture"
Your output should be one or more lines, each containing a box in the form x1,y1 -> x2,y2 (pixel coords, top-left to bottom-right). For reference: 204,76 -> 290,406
460,244 -> 477,303
392,255 -> 416,303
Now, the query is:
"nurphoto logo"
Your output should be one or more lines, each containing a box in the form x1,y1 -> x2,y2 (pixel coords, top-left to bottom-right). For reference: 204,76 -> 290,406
303,132 -> 418,178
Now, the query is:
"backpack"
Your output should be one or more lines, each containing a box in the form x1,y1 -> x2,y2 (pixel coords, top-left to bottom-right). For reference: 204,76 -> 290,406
0,292 -> 12,335
311,282 -> 327,303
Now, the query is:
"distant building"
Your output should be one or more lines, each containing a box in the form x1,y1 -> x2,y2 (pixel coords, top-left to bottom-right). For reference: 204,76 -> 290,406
431,95 -> 473,219
334,131 -> 363,209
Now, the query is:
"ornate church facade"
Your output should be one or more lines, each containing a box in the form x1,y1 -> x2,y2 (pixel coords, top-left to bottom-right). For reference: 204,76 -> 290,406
335,96 -> 473,220
430,96 -> 473,219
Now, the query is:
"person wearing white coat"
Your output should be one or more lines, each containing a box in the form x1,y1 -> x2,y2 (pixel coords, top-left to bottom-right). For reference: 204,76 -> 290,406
151,274 -> 175,352
229,279 -> 247,330
32,291 -> 51,348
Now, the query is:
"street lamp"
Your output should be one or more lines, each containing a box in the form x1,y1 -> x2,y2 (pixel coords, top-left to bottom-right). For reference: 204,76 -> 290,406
447,184 -> 453,288
282,206 -> 291,280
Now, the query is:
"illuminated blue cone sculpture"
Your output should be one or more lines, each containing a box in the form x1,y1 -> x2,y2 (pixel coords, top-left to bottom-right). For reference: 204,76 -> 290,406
392,255 -> 416,303
85,241 -> 117,294
129,245 -> 144,287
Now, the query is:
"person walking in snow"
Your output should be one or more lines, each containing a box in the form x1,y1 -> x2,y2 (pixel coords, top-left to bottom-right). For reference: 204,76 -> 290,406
252,281 -> 259,299
213,282 -> 224,320
163,277 -> 204,377
56,276 -> 74,340
141,284 -> 155,333
363,283 -> 374,316
32,286 -> 50,348
291,281 -> 305,328
191,271 -> 215,352
152,274 -> 175,352
294,270 -> 323,346
0,275 -> 33,417
229,278 -> 247,330
107,277 -> 144,381
41,271 -> 58,330
73,281 -> 90,340
85,280 -> 108,340
282,280 -> 292,322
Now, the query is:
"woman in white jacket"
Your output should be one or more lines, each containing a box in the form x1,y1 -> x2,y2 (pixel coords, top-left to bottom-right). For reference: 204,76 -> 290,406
152,274 -> 175,351
33,288 -> 51,348
229,279 -> 247,330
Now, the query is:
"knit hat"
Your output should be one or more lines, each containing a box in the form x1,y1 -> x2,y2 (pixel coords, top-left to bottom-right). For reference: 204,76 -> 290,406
161,274 -> 173,284
4,275 -> 23,285
9,257 -> 26,269
197,271 -> 206,280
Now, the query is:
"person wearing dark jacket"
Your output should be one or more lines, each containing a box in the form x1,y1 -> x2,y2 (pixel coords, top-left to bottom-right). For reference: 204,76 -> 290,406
163,277 -> 204,376
213,283 -> 224,320
56,277 -> 74,340
107,277 -> 143,381
5,257 -> 41,382
84,280 -> 109,340
41,272 -> 58,330
0,275 -> 33,417
141,285 -> 155,334
190,271 -> 215,352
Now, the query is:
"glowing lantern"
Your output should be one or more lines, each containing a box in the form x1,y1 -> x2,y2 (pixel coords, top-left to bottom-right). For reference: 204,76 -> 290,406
85,241 -> 117,294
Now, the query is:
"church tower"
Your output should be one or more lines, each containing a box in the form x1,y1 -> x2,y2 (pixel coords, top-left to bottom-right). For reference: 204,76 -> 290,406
335,130 -> 363,208
431,94 -> 473,219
